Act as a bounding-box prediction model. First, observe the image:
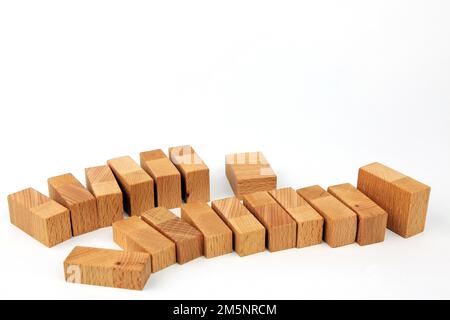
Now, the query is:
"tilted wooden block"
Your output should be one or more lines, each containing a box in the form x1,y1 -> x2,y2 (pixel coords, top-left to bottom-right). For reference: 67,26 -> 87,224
269,187 -> 324,248
107,156 -> 154,216
328,183 -> 388,246
141,207 -> 203,264
112,216 -> 175,272
140,149 -> 181,209
243,191 -> 296,252
211,197 -> 266,257
297,186 -> 357,248
64,246 -> 151,290
357,162 -> 431,238
181,202 -> 232,258
7,188 -> 72,247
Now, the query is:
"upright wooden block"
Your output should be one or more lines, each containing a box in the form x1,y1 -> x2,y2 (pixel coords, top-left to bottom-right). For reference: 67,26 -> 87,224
48,173 -> 99,236
7,188 -> 72,247
141,207 -> 203,264
64,246 -> 151,290
168,145 -> 210,203
107,156 -> 154,216
269,187 -> 324,248
181,202 -> 232,258
297,186 -> 357,248
85,165 -> 123,228
357,162 -> 431,238
112,217 -> 175,272
242,191 -> 296,252
211,197 -> 266,257
140,149 -> 181,209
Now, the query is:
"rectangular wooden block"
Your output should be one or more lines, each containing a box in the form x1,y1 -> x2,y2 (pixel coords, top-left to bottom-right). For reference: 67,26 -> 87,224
7,188 -> 72,247
48,173 -> 99,236
297,185 -> 357,248
64,246 -> 151,290
242,191 -> 296,252
181,202 -> 232,258
112,216 -> 176,272
211,197 -> 266,257
140,149 -> 182,209
107,156 -> 154,216
141,207 -> 203,264
357,162 -> 431,238
169,145 -> 210,203
268,187 -> 324,248
85,165 -> 123,228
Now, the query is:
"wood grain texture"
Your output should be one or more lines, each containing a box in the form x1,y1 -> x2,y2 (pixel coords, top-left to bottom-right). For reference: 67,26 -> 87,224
357,162 -> 431,238
7,188 -> 72,247
328,183 -> 388,245
107,156 -> 154,216
297,185 -> 357,248
64,246 -> 151,290
242,191 -> 296,252
48,173 -> 99,236
211,197 -> 266,256
269,187 -> 324,248
181,202 -> 232,258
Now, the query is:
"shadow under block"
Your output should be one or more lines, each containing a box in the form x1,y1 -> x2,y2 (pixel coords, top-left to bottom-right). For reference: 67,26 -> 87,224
211,197 -> 265,256
107,156 -> 154,216
64,246 -> 151,290
48,173 -> 99,236
297,186 -> 357,248
7,188 -> 72,247
168,145 -> 210,203
112,217 -> 175,272
85,165 -> 123,228
268,188 -> 324,248
357,162 -> 431,238
181,202 -> 233,258
141,207 -> 203,264
140,149 -> 181,209
242,191 -> 296,252
328,183 -> 388,246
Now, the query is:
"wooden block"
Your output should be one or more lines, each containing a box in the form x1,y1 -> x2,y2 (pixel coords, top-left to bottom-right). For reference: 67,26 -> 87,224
112,216 -> 175,272
140,149 -> 181,209
141,207 -> 203,264
211,197 -> 266,257
48,173 -> 99,236
64,246 -> 151,290
328,183 -> 388,246
181,202 -> 232,258
357,162 -> 431,238
242,191 -> 296,252
268,187 -> 324,248
297,185 -> 357,248
107,156 -> 154,216
7,188 -> 72,247
226,152 -> 277,198
168,145 -> 210,203
85,165 -> 123,228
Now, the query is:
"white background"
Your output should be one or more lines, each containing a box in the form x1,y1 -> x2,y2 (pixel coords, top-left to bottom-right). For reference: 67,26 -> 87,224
1,0 -> 449,299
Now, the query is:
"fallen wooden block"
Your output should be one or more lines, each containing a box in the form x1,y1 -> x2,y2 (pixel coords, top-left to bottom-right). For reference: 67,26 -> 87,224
269,187 -> 324,248
64,246 -> 151,290
211,197 -> 266,256
112,216 -> 175,272
357,162 -> 431,238
7,188 -> 72,247
181,202 -> 232,258
107,156 -> 154,216
48,173 -> 99,236
141,207 -> 203,264
297,185 -> 357,248
242,191 -> 296,252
